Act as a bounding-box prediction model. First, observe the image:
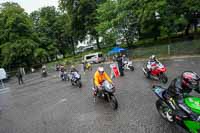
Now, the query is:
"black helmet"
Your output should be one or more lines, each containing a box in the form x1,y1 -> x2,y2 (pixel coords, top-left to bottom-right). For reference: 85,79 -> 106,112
181,71 -> 200,90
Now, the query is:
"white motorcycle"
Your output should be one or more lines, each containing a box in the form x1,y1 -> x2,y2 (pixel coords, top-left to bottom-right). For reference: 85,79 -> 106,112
123,61 -> 134,71
70,72 -> 82,88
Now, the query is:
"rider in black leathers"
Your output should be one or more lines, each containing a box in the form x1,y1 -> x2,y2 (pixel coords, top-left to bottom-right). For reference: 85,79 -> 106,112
165,71 -> 200,120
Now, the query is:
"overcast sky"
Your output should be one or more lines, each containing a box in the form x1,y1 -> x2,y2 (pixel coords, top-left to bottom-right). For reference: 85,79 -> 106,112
0,0 -> 59,13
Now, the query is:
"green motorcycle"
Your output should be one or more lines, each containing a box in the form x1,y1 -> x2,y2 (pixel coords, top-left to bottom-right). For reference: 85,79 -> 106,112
152,85 -> 200,133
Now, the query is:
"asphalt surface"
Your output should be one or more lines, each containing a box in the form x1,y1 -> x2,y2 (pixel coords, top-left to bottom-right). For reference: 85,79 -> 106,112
0,57 -> 200,133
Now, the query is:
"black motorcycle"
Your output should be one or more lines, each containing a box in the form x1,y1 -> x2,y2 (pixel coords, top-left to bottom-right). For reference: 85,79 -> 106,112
70,72 -> 82,88
94,80 -> 118,110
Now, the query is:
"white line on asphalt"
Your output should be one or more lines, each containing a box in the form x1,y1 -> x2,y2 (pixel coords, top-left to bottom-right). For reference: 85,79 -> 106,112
0,88 -> 10,95
58,98 -> 67,103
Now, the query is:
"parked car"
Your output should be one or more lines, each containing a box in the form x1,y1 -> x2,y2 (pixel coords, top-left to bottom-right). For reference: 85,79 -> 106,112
0,68 -> 10,82
83,52 -> 105,64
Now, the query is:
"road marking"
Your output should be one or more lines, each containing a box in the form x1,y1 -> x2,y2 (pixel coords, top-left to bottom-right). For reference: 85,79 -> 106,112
58,98 -> 67,103
0,88 -> 10,94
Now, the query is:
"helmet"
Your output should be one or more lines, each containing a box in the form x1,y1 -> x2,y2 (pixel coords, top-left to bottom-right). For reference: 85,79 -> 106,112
149,55 -> 156,61
98,67 -> 104,74
181,71 -> 200,90
151,55 -> 156,60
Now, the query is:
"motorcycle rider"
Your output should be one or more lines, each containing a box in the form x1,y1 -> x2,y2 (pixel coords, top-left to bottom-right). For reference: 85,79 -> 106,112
60,65 -> 66,79
146,55 -> 159,77
116,53 -> 124,76
42,64 -> 46,70
41,64 -> 47,77
122,54 -> 128,62
165,71 -> 200,121
70,65 -> 79,80
42,64 -> 47,72
60,64 -> 65,72
93,67 -> 113,96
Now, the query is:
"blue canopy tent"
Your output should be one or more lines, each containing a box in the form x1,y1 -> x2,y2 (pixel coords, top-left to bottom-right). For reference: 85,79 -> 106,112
108,47 -> 126,55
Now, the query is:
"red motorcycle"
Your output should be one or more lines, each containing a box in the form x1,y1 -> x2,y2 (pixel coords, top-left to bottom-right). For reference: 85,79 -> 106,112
142,62 -> 168,83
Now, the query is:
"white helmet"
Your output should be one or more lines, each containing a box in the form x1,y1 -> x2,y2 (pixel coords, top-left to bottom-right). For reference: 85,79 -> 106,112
98,67 -> 104,74
150,55 -> 156,60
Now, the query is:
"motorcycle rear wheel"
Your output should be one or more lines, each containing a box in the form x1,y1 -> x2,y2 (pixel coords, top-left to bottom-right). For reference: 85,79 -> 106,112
159,73 -> 168,84
129,66 -> 134,71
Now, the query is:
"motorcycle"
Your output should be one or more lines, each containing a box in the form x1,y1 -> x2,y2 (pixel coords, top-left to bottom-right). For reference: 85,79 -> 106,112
93,80 -> 118,110
60,71 -> 68,81
42,69 -> 47,77
70,72 -> 82,88
123,60 -> 134,71
142,62 -> 168,83
152,85 -> 200,133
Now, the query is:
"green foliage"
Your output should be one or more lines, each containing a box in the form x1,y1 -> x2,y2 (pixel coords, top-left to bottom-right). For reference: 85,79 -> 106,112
0,0 -> 200,69
0,2 -> 38,67
96,0 -> 200,46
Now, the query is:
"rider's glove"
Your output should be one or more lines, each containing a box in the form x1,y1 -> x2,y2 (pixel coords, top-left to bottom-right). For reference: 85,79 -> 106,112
190,112 -> 199,121
98,85 -> 103,91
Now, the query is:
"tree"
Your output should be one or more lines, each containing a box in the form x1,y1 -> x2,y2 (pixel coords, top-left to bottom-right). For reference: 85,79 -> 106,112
59,0 -> 104,50
0,2 -> 38,68
96,0 -> 139,47
34,48 -> 49,63
30,6 -> 59,60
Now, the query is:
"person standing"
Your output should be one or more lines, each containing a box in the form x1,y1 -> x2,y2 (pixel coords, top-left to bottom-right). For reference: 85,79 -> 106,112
16,67 -> 24,85
82,61 -> 87,74
116,53 -> 124,76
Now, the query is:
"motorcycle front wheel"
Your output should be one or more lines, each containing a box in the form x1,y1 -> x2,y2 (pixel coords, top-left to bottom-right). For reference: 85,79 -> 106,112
109,94 -> 118,110
77,80 -> 82,88
156,100 -> 174,123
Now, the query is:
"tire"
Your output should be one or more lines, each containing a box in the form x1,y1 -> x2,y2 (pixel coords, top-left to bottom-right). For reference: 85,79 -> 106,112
71,80 -> 74,86
42,72 -> 47,77
129,66 -> 134,71
77,80 -> 82,88
109,94 -> 118,110
143,68 -> 149,78
160,73 -> 168,84
156,100 -> 174,123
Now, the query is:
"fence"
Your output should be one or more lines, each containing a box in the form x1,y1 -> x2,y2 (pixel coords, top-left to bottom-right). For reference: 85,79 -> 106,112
129,39 -> 200,58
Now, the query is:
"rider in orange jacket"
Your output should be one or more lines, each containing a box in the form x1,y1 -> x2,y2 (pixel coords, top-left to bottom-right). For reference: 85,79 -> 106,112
93,67 -> 113,96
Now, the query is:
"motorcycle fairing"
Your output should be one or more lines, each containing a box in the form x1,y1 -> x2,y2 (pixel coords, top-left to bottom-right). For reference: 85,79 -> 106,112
184,97 -> 200,115
184,120 -> 200,133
